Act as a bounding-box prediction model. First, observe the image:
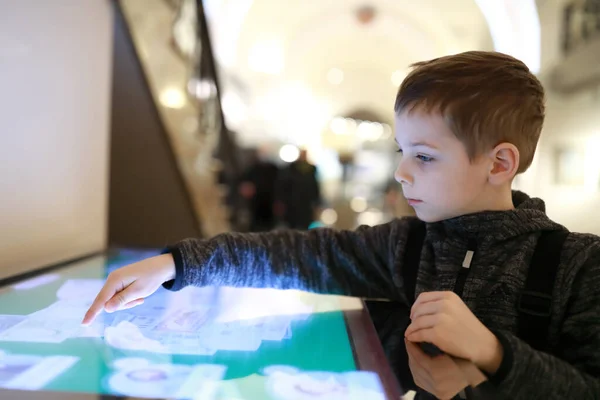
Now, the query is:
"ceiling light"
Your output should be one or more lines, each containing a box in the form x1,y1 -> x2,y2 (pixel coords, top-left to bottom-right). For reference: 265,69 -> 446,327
248,39 -> 284,75
320,208 -> 338,225
350,197 -> 368,213
357,208 -> 383,226
330,117 -> 348,135
188,78 -> 216,100
160,87 -> 186,109
345,118 -> 358,132
279,144 -> 300,163
327,68 -> 344,85
356,121 -> 373,140
369,122 -> 384,141
382,124 -> 393,139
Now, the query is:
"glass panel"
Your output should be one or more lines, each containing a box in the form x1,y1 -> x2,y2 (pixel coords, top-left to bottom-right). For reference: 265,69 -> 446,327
0,250 -> 387,399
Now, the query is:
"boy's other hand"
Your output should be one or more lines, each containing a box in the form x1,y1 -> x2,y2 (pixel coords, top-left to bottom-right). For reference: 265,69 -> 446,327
406,339 -> 469,399
405,291 -> 504,374
81,254 -> 176,326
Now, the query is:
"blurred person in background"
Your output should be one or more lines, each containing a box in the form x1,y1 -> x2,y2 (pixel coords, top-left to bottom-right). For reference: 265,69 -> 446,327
275,149 -> 322,230
238,148 -> 280,232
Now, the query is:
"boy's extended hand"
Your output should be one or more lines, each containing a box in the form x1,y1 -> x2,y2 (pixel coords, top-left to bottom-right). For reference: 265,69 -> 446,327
81,254 -> 176,326
405,291 -> 503,374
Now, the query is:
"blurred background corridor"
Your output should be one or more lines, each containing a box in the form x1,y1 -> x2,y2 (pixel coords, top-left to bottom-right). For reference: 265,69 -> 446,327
1,0 -> 600,276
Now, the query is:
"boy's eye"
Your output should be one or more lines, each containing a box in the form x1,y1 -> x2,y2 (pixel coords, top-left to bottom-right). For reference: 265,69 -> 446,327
416,154 -> 433,163
396,149 -> 403,154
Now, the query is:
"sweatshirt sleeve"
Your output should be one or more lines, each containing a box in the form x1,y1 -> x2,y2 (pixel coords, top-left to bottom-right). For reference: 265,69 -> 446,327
162,218 -> 412,301
486,241 -> 600,399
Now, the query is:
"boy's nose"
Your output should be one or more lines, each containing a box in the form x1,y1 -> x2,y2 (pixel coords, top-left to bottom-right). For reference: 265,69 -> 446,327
394,161 -> 413,186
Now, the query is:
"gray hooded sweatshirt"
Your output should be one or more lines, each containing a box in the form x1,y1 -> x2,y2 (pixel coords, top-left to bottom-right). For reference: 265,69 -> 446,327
164,191 -> 600,399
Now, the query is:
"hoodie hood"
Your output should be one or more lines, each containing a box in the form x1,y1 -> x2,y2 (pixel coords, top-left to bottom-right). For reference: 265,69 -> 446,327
427,191 -> 564,245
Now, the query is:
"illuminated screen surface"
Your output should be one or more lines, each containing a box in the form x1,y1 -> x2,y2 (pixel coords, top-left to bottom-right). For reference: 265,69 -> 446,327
0,250 -> 386,399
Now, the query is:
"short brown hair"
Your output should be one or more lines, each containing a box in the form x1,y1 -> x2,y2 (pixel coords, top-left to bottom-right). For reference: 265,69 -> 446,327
394,51 -> 545,173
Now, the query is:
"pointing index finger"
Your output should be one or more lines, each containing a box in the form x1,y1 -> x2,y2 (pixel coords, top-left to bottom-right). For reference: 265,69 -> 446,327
81,277 -> 118,326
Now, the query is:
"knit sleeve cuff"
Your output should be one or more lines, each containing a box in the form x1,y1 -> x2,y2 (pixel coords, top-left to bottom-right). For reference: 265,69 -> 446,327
485,329 -> 514,385
161,246 -> 186,291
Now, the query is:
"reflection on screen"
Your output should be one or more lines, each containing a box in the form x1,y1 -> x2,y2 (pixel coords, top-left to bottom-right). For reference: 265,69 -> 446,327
106,358 -> 225,398
1,281 -> 314,349
0,255 -> 385,399
264,367 -> 386,400
0,351 -> 78,390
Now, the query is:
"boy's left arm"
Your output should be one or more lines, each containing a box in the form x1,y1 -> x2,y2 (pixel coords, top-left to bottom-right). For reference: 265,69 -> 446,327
484,244 -> 600,399
405,244 -> 600,399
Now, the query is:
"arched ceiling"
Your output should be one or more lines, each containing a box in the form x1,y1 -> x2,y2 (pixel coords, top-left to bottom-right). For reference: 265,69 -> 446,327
205,0 -> 494,147
121,0 -> 543,153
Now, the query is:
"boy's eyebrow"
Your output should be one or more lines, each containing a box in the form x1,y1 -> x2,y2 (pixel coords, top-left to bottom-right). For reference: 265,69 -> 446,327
394,138 -> 439,150
410,141 -> 438,150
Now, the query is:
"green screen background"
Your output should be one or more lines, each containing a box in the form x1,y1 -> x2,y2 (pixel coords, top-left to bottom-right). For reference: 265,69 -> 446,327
0,251 -> 357,398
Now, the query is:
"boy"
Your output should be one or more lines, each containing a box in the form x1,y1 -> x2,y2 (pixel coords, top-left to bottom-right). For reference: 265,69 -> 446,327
82,51 -> 600,399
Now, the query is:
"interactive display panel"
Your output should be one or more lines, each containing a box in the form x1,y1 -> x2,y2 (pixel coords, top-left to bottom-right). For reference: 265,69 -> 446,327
0,250 -> 398,399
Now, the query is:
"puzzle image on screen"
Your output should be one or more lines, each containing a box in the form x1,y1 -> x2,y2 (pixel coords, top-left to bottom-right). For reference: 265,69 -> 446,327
0,252 -> 381,399
0,351 -> 78,391
0,280 -> 312,356
105,357 -> 226,399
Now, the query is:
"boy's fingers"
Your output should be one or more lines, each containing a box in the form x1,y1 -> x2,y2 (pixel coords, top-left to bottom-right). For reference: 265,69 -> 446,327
81,279 -> 121,325
82,294 -> 143,326
120,298 -> 144,310
405,338 -> 418,352
406,315 -> 438,337
406,339 -> 437,374
104,283 -> 142,313
408,357 -> 433,391
406,339 -> 426,361
406,328 -> 435,345
406,339 -> 435,370
411,291 -> 448,312
411,301 -> 441,320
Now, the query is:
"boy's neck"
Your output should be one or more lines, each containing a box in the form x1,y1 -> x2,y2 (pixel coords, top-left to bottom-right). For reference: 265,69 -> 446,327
482,186 -> 515,212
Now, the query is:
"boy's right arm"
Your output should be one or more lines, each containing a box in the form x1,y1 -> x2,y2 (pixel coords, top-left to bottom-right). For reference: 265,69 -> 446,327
165,220 -> 406,297
82,219 -> 412,325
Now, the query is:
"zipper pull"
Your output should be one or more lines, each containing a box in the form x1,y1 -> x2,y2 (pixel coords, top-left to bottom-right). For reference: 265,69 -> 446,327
462,250 -> 474,268
462,239 -> 477,268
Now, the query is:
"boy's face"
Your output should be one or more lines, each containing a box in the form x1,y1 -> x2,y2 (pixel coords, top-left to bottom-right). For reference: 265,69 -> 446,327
394,110 -> 492,222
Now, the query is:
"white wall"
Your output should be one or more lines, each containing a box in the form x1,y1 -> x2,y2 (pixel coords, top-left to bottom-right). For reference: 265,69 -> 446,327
531,92 -> 600,234
536,0 -> 566,76
0,1 -> 113,279
519,0 -> 600,235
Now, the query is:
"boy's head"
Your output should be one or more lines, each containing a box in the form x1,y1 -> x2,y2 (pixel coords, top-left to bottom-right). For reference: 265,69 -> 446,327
393,51 -> 545,222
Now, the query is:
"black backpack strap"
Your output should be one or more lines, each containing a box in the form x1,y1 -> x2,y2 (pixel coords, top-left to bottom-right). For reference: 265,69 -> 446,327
402,218 -> 427,304
518,229 -> 569,352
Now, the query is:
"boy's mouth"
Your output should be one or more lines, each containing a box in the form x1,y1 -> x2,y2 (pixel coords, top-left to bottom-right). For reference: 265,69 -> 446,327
406,198 -> 423,206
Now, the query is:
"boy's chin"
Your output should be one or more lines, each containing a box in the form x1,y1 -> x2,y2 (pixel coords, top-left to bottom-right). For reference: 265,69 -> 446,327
414,210 -> 446,223
414,214 -> 436,223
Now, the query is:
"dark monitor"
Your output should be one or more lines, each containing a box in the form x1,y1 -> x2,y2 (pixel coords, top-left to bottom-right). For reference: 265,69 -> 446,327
0,250 -> 402,399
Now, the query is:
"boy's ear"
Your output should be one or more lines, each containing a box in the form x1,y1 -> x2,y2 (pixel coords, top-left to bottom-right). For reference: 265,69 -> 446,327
488,142 -> 519,185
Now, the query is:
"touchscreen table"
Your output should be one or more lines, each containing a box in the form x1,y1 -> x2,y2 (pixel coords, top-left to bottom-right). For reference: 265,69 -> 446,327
0,250 -> 402,400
